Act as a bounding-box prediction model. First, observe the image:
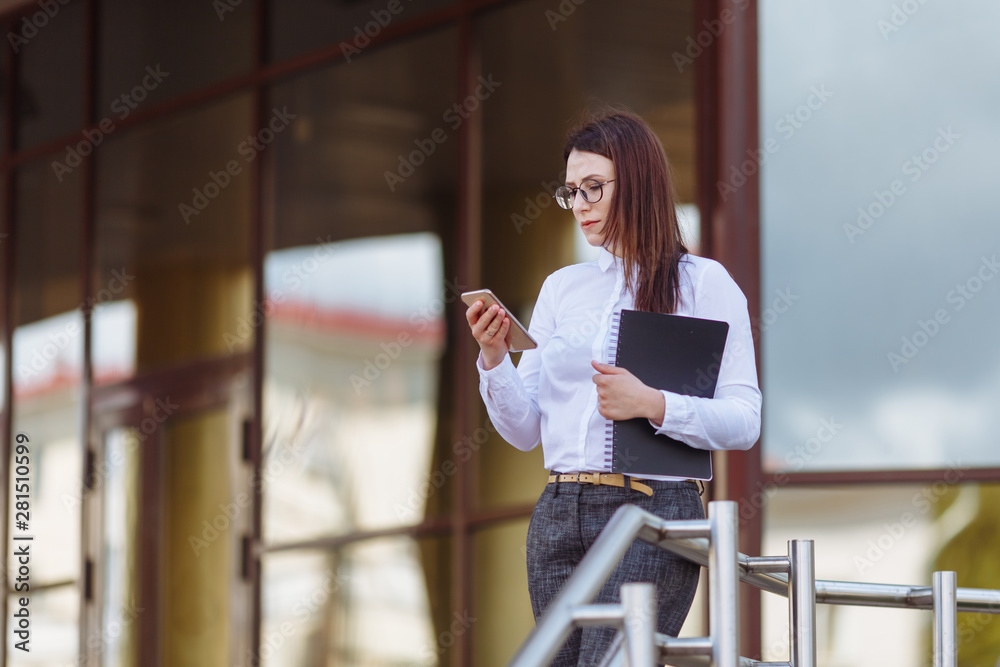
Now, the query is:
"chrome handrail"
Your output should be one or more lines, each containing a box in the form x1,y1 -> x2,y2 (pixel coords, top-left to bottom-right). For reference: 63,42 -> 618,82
507,500 -> 1000,667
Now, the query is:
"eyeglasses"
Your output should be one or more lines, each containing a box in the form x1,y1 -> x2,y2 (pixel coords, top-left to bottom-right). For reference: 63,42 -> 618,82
555,179 -> 615,210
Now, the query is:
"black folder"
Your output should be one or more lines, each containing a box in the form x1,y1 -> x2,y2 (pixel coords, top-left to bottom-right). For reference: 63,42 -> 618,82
604,309 -> 729,480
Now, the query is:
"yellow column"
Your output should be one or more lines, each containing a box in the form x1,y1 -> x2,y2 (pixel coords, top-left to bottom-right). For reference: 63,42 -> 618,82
134,263 -> 250,665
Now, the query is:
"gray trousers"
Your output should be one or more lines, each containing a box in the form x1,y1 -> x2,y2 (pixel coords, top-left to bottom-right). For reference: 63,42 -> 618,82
526,478 -> 705,666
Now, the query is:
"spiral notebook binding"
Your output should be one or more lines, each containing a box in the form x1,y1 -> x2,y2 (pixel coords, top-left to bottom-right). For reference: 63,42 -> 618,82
603,311 -> 622,470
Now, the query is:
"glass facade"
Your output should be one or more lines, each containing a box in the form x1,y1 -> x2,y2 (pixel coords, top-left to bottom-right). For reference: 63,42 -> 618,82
262,26 -> 458,544
760,0 -> 1000,472
761,483 -> 1000,663
0,0 -> 995,664
95,93 -> 254,377
15,0 -> 84,149
9,159 -> 84,664
757,0 -> 1000,663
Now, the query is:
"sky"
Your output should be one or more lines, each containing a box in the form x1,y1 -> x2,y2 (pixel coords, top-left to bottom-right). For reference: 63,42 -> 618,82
759,0 -> 1000,470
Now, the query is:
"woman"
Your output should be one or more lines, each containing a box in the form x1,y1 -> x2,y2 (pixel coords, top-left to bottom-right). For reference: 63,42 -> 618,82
466,109 -> 761,665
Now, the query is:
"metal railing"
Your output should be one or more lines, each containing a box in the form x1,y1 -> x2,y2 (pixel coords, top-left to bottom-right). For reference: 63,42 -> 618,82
508,501 -> 1000,667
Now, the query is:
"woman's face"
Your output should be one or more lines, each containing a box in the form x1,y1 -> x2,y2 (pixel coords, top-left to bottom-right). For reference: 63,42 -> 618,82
565,149 -> 616,250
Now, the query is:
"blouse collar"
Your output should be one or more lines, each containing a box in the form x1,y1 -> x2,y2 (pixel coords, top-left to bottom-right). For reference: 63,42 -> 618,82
598,246 -> 618,272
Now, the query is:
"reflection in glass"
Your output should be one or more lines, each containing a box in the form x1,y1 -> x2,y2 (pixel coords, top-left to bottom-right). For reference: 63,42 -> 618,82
760,0 -> 1000,471
761,484 -> 1000,664
95,93 -> 253,376
92,300 -> 137,384
472,520 -> 533,667
160,408 -> 235,665
15,0 -> 84,149
261,537 -> 449,666
100,428 -> 140,667
7,587 -> 79,666
268,0 -> 455,63
263,234 -> 446,542
11,159 -> 83,587
99,0 -> 254,109
263,28 -> 457,541
10,312 -> 83,585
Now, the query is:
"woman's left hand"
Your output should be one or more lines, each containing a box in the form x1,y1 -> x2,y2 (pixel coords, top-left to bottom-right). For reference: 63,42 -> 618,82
591,361 -> 666,426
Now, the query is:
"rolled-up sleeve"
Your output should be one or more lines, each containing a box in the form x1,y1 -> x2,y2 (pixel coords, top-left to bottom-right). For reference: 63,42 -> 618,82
653,261 -> 762,451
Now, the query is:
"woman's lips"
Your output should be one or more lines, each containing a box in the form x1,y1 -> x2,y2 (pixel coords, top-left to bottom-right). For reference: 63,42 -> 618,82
581,220 -> 599,229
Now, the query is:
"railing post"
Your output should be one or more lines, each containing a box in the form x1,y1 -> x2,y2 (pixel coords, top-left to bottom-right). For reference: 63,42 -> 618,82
933,571 -> 958,667
789,539 -> 816,667
709,501 -> 739,667
621,583 -> 656,667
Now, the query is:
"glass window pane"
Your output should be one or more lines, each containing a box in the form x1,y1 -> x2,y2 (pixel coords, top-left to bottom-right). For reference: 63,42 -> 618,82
99,0 -> 254,110
762,483 -> 1000,664
472,520 -> 533,667
263,28 -> 457,542
15,0 -> 84,149
0,38 -> 8,153
268,0 -> 455,64
10,160 -> 83,585
0,184 -> 5,414
760,0 -> 1000,471
161,407 -> 238,665
7,586 -> 79,665
95,93 -> 253,377
99,427 -> 141,667
476,0 -> 698,509
261,537 -> 452,666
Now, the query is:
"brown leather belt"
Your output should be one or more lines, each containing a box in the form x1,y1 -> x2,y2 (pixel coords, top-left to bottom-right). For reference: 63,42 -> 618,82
547,472 -> 653,497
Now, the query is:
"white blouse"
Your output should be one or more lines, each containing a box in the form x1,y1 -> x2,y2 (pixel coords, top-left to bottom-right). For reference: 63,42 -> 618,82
477,246 -> 761,480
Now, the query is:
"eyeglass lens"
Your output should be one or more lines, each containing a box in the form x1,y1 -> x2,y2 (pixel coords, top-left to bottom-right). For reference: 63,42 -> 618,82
555,179 -> 607,209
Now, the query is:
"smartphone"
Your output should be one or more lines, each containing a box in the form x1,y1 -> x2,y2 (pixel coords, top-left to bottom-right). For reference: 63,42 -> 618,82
461,289 -> 538,352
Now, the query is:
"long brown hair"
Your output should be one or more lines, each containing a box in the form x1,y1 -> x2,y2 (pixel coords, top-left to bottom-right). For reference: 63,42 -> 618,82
563,108 -> 688,314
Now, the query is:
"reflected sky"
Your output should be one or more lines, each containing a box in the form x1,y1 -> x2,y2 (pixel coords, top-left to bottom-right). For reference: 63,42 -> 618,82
760,0 -> 1000,470
262,232 -> 447,541
264,232 -> 444,316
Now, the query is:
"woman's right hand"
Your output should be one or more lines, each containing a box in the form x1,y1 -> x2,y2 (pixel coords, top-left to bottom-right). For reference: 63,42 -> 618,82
465,300 -> 511,370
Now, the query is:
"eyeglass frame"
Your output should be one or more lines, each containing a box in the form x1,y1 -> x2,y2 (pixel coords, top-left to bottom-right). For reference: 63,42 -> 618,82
555,179 -> 616,210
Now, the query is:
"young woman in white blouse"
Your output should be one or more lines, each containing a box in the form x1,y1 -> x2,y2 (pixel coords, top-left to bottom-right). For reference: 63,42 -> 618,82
466,109 -> 761,665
